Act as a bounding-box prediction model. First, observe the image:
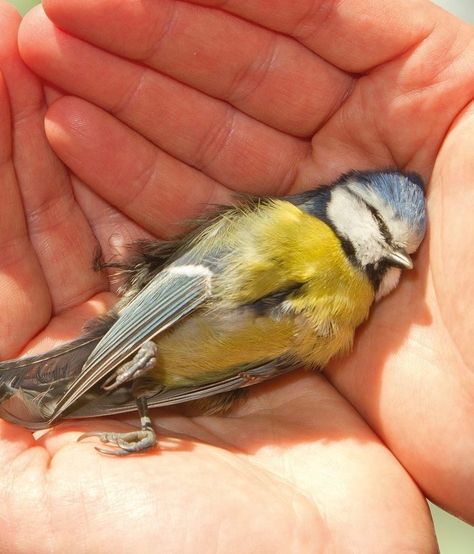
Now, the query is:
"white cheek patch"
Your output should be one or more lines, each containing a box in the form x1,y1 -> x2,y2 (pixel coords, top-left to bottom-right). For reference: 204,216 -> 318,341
348,181 -> 421,254
327,187 -> 385,266
376,267 -> 401,300
390,218 -> 421,253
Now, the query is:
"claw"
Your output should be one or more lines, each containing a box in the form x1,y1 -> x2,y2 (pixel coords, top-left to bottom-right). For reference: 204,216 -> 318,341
102,341 -> 157,392
77,429 -> 157,456
94,446 -> 136,456
78,431 -> 117,445
77,396 -> 157,456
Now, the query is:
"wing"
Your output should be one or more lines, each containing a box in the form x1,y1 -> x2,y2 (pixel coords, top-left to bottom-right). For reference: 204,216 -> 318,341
65,356 -> 299,419
50,264 -> 213,422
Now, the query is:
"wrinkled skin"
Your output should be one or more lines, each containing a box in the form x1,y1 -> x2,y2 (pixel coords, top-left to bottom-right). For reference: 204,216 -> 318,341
0,0 -> 472,551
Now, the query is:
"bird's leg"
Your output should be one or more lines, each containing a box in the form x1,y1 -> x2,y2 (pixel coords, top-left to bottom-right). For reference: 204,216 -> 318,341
78,396 -> 157,456
102,341 -> 157,391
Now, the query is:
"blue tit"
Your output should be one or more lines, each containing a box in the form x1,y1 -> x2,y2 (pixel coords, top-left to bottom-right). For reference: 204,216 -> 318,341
0,169 -> 426,455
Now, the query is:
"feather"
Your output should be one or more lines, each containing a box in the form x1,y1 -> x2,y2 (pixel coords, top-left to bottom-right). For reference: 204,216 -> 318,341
49,265 -> 213,422
66,356 -> 298,418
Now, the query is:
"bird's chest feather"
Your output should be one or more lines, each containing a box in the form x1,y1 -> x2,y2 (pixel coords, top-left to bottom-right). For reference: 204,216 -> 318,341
153,268 -> 373,386
152,307 -> 293,386
275,263 -> 374,367
152,202 -> 375,386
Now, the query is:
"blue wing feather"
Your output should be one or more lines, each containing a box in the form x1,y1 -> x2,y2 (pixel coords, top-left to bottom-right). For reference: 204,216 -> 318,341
50,266 -> 213,421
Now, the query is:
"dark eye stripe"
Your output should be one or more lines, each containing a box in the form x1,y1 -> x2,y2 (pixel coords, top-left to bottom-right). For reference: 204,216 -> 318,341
365,203 -> 393,244
345,188 -> 393,244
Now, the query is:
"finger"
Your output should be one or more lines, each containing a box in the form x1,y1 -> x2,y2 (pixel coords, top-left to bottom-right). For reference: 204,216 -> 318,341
19,9 -> 310,193
327,102 -> 474,524
183,0 -> 448,72
72,179 -> 154,260
40,0 -> 352,136
0,4 -> 107,316
71,177 -> 160,294
45,97 -> 232,237
23,291 -> 116,354
0,69 -> 51,357
0,4 -> 52,356
430,103 -> 474,377
295,19 -> 474,186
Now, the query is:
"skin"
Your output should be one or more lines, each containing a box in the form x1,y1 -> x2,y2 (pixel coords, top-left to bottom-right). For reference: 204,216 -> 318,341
0,0 -> 472,551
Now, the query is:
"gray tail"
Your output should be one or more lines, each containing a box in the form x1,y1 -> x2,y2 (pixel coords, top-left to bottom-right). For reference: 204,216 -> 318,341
0,336 -> 101,428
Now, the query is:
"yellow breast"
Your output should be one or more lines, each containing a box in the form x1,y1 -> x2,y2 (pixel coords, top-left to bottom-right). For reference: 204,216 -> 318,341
152,199 -> 375,386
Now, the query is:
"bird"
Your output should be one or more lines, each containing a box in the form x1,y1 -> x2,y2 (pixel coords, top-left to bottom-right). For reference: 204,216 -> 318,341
0,169 -> 427,455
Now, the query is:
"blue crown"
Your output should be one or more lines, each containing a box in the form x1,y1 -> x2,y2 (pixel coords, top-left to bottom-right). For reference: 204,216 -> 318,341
344,170 -> 427,238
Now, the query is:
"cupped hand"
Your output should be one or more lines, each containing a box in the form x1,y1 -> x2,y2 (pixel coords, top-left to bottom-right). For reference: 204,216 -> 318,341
0,0 -> 472,551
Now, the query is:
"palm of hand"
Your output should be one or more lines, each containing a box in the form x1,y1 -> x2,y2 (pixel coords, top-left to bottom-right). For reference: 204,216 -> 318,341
0,0 -> 472,551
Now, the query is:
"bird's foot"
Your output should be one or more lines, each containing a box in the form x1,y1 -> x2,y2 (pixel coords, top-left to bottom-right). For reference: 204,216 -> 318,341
102,341 -> 157,391
78,428 -> 157,456
78,396 -> 156,456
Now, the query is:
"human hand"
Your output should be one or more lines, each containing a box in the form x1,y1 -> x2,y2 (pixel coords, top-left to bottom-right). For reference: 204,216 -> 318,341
0,0 -> 472,551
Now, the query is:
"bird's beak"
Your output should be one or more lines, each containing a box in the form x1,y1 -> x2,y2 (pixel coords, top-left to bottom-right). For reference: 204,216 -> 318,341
385,248 -> 413,270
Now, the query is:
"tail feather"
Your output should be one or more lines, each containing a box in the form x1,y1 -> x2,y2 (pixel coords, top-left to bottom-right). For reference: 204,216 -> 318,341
0,336 -> 101,427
